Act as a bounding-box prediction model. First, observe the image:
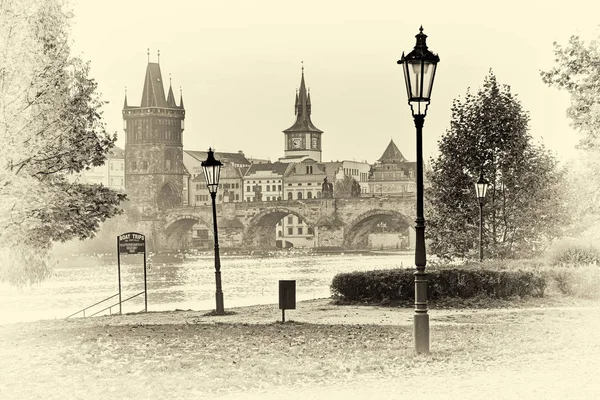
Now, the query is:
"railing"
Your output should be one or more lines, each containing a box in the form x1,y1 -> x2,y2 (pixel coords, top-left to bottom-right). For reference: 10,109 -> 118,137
66,291 -> 145,319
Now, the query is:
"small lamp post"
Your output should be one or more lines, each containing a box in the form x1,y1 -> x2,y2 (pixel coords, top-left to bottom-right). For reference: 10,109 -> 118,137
201,148 -> 225,315
398,26 -> 439,354
475,173 -> 489,262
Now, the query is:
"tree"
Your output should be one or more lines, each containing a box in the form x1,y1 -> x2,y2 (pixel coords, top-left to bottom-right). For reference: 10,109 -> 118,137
540,33 -> 600,149
426,72 -> 567,260
0,0 -> 125,286
333,176 -> 361,198
541,33 -> 600,235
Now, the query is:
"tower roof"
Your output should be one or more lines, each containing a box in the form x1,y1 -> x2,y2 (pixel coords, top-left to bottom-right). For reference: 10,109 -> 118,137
378,139 -> 407,162
284,68 -> 323,134
141,62 -> 167,107
166,84 -> 177,107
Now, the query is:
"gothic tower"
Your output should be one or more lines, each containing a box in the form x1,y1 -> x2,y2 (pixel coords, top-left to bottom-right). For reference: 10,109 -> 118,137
283,66 -> 323,162
123,55 -> 186,214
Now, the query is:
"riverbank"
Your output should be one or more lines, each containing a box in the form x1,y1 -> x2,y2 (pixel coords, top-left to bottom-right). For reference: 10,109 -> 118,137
1,296 -> 600,399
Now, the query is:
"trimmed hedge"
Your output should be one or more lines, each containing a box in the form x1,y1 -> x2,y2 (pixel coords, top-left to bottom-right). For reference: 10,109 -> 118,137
330,268 -> 546,303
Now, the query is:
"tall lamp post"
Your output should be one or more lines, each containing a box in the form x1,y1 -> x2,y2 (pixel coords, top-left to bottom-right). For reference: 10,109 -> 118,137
398,26 -> 439,354
475,173 -> 489,262
201,148 -> 225,315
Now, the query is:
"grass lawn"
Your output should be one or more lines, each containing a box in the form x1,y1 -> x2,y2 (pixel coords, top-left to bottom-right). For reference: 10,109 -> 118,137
1,297 -> 599,399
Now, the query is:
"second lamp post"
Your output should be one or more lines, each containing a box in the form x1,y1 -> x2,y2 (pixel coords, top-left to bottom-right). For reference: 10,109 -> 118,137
475,173 -> 489,262
398,26 -> 440,354
202,148 -> 225,315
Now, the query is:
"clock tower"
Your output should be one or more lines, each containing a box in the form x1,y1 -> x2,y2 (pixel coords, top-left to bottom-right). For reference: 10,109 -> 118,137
282,67 -> 323,161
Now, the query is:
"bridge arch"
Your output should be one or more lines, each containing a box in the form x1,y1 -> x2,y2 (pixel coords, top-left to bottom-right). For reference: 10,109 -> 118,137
343,209 -> 413,249
164,214 -> 212,250
243,206 -> 316,248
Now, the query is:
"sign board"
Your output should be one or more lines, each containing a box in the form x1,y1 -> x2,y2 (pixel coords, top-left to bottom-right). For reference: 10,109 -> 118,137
118,232 -> 146,255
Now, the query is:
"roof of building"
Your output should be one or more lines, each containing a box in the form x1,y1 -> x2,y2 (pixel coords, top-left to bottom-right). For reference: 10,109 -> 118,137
245,161 -> 291,176
185,150 -> 251,166
283,69 -> 323,134
378,139 -> 407,162
107,146 -> 124,159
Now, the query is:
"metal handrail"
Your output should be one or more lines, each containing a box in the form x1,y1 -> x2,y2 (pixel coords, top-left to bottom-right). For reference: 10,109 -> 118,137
66,293 -> 119,319
66,291 -> 145,319
88,291 -> 146,317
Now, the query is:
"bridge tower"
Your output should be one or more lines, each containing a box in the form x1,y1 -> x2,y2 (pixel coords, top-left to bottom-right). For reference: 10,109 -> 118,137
283,65 -> 323,162
122,53 -> 186,214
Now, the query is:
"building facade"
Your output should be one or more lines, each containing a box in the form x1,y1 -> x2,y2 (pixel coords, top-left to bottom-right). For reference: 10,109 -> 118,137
70,146 -> 125,191
122,59 -> 186,214
368,139 -> 417,196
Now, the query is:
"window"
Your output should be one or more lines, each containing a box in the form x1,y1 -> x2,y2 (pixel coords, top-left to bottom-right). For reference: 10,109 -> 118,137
288,183 -> 292,186
288,192 -> 293,200
236,183 -> 239,189
142,161 -> 148,170
235,194 -> 239,201
166,159 -> 171,170
278,231 -> 283,237
247,186 -> 250,192
298,217 -> 303,224
266,197 -> 270,201
288,216 -> 293,224
298,227 -> 303,235
288,227 -> 293,235
297,192 -> 303,200
218,194 -> 222,201
110,163 -> 114,171
306,165 -> 313,174
278,185 -> 282,191
307,192 -> 312,199
317,191 -> 321,198
266,185 -> 270,191
132,161 -> 137,171
308,227 -> 313,234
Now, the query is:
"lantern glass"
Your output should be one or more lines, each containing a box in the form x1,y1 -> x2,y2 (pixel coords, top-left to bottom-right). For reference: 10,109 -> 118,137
201,148 -> 223,194
475,174 -> 489,200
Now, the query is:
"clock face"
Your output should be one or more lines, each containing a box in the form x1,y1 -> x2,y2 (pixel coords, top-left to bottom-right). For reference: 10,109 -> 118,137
292,138 -> 302,149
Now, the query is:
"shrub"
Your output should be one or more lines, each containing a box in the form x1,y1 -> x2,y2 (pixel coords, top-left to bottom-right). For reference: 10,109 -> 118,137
547,240 -> 600,266
548,266 -> 600,298
330,267 -> 546,303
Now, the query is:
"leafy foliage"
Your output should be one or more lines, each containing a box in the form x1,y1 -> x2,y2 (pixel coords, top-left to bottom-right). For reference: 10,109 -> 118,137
333,176 -> 361,198
540,33 -> 600,149
0,0 -> 125,286
330,267 -> 547,303
426,71 -> 567,260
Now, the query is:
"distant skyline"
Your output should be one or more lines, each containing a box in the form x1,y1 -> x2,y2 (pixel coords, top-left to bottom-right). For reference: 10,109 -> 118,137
71,0 -> 599,165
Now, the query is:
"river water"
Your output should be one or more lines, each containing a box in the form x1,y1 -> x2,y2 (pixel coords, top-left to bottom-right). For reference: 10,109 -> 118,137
0,251 -> 415,324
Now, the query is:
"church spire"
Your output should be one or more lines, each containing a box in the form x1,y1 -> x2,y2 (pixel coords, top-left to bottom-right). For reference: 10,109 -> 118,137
123,86 -> 128,108
284,64 -> 322,134
179,87 -> 184,109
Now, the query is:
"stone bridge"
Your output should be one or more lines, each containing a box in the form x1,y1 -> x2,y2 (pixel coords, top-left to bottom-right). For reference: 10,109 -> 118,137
147,196 -> 416,251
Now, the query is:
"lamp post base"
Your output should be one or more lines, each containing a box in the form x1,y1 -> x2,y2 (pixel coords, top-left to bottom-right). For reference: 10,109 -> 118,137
414,313 -> 430,354
215,291 -> 224,315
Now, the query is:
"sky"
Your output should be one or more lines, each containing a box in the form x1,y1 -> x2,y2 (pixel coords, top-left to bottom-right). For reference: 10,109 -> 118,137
70,0 -> 599,165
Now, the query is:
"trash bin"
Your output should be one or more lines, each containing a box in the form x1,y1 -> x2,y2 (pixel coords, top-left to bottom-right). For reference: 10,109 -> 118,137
279,280 -> 296,322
